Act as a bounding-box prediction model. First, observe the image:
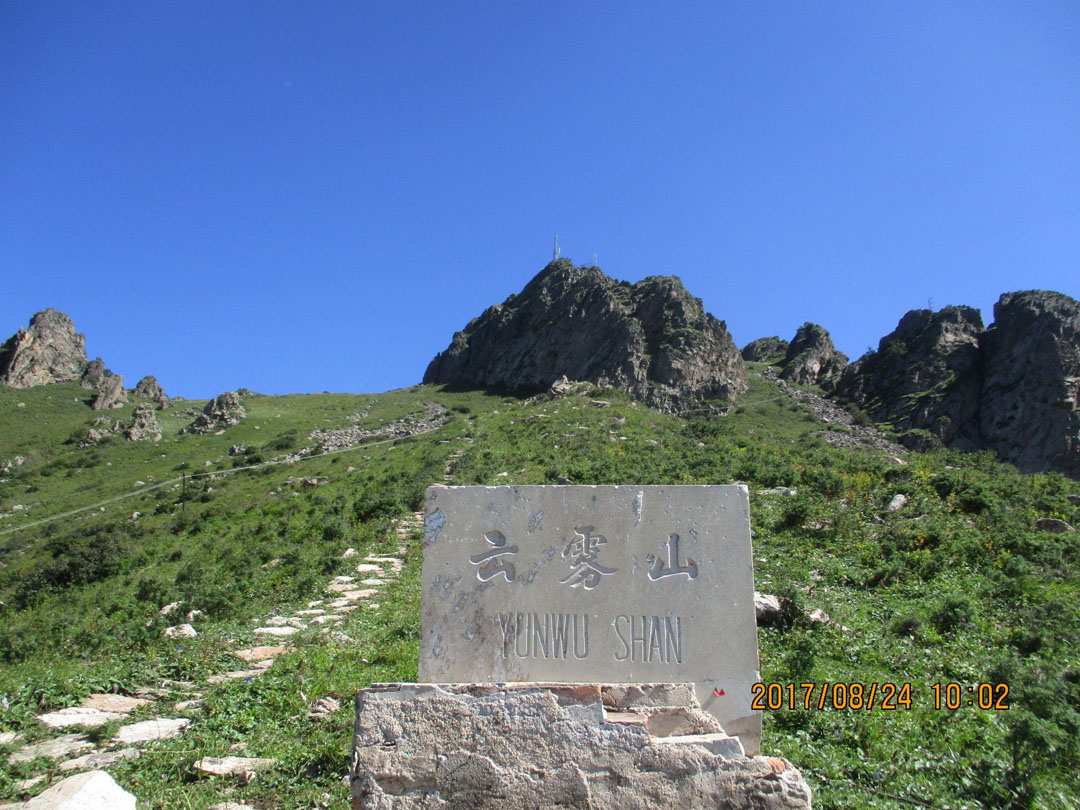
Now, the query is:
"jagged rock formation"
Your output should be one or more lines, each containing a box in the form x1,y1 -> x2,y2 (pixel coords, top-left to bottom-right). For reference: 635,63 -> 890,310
837,291 -> 1080,477
0,309 -> 88,388
183,391 -> 246,434
124,404 -> 162,442
424,260 -> 746,412
779,323 -> 848,391
90,373 -> 126,411
80,358 -> 108,389
834,306 -> 984,450
741,336 -> 788,363
133,375 -> 170,408
979,291 -> 1080,477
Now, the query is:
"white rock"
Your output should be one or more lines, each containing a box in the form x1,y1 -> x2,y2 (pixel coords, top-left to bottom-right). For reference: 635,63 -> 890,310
232,645 -> 286,662
192,755 -> 276,777
342,548 -> 358,559
37,708 -> 125,729
0,770 -> 134,810
58,747 -> 140,772
81,695 -> 149,715
159,601 -> 181,616
0,731 -> 21,746
354,563 -> 384,573
163,624 -> 197,639
8,734 -> 93,764
253,626 -> 298,638
888,494 -> 908,512
113,717 -> 190,744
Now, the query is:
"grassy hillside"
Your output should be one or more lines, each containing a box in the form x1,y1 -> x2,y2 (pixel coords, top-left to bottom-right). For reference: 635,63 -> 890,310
0,372 -> 1078,809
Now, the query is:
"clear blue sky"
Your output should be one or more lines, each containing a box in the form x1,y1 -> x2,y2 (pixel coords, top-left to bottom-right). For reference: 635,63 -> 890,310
3,2 -> 1078,398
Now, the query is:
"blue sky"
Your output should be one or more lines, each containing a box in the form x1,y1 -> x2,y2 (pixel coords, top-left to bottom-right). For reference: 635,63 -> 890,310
3,2 -> 1078,398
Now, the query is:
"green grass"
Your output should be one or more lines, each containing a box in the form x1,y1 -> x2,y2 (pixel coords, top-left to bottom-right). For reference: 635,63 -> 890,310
0,377 -> 1078,809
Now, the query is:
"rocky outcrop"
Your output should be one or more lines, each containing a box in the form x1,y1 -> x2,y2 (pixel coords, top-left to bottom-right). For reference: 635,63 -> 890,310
133,375 -> 170,408
780,323 -> 848,391
835,306 -> 984,450
351,683 -> 811,810
424,260 -> 746,413
741,336 -> 788,363
0,309 -> 88,388
124,404 -> 162,442
90,373 -> 126,411
979,291 -> 1080,477
80,358 -> 108,389
183,391 -> 246,434
836,291 -> 1080,477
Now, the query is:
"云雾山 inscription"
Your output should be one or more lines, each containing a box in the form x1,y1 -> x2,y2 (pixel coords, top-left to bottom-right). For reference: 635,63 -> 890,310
418,485 -> 761,753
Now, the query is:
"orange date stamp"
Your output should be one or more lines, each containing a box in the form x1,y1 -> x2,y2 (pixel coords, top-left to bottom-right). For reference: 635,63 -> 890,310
751,682 -> 1011,711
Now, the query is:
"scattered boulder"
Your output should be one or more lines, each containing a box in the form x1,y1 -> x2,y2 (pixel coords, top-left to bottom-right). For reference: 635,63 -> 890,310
0,309 -> 88,388
0,770 -> 135,810
888,494 -> 908,512
780,323 -> 848,391
123,404 -> 161,442
58,747 -> 140,772
132,375 -> 169,408
741,336 -> 789,363
164,624 -> 197,639
754,592 -> 782,626
229,442 -> 246,456
183,391 -> 245,434
424,260 -> 747,413
90,374 -> 126,411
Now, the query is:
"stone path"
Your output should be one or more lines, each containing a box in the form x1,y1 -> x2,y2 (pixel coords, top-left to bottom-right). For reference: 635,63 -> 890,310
3,511 -> 421,803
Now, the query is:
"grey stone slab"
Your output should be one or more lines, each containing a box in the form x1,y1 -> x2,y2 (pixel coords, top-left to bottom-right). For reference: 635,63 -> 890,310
419,485 -> 762,753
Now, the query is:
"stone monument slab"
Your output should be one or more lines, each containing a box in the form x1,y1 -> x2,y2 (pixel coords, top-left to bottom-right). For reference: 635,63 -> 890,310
419,484 -> 762,752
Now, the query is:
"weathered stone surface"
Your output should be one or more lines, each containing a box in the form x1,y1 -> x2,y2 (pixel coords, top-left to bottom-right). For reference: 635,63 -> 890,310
90,374 -> 126,411
1035,517 -> 1075,534
780,323 -> 848,391
37,708 -> 125,729
835,306 -> 984,450
164,624 -> 197,639
419,485 -> 761,753
741,336 -> 789,363
980,291 -> 1080,477
183,391 -> 246,434
351,683 -> 810,810
123,404 -> 161,442
0,310 -> 88,388
253,626 -> 299,638
132,375 -> 169,408
232,646 -> 285,662
58,747 -> 140,772
79,358 -> 107,390
192,756 -> 276,777
113,717 -> 190,744
0,770 -> 135,810
80,695 -> 149,714
424,260 -> 746,413
0,731 -> 21,746
754,592 -> 782,626
8,735 -> 93,764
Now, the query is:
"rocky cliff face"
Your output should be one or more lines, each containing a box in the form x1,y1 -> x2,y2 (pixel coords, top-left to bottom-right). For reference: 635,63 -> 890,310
835,306 -> 984,450
779,323 -> 848,391
979,291 -> 1080,477
134,375 -> 170,409
424,260 -> 746,412
836,291 -> 1080,477
0,309 -> 88,387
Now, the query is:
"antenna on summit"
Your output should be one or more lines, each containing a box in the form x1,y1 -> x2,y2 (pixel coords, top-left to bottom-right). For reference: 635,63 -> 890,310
553,234 -> 561,261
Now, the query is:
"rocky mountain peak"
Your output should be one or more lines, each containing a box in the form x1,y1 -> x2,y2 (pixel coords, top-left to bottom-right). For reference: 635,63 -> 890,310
0,309 -> 88,388
424,260 -> 746,413
780,323 -> 848,391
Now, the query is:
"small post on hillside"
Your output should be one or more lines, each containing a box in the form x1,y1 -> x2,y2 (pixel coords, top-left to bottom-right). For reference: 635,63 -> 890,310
181,473 -> 186,515
553,234 -> 560,261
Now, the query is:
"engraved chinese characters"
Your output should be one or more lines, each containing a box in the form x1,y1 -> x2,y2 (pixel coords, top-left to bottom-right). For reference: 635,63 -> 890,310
419,485 -> 762,754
